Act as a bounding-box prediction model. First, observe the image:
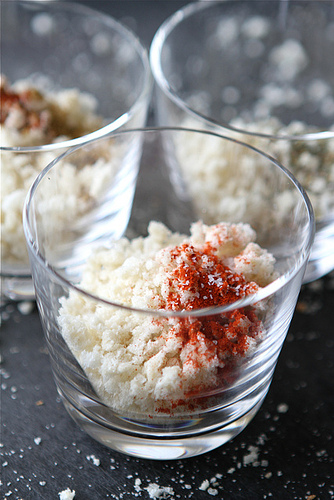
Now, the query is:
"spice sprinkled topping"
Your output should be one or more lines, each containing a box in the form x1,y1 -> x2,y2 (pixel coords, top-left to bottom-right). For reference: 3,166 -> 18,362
161,242 -> 258,311
59,221 -> 277,415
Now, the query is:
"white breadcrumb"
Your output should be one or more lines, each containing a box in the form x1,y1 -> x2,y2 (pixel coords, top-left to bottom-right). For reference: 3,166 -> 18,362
269,39 -> 308,81
199,479 -> 210,491
58,489 -> 75,500
86,454 -> 100,466
277,403 -> 289,414
243,445 -> 260,466
144,483 -> 175,499
17,301 -> 34,315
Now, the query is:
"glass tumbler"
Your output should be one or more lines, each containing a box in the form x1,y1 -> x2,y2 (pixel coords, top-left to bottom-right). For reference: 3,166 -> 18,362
1,0 -> 152,301
150,0 -> 334,283
24,127 -> 314,460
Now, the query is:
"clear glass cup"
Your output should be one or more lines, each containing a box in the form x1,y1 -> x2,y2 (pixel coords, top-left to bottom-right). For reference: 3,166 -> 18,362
23,127 -> 314,460
1,0 -> 152,301
150,0 -> 334,283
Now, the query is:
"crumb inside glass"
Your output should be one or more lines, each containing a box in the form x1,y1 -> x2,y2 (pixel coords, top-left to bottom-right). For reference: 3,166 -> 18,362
59,220 -> 278,416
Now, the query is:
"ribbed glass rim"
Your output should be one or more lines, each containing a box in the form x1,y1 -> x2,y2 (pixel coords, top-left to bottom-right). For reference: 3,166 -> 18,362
150,0 -> 334,141
23,126 -> 315,318
0,0 -> 153,153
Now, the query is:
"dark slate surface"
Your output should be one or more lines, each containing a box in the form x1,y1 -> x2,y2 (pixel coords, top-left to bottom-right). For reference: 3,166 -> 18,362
1,2 -> 334,499
1,275 -> 334,499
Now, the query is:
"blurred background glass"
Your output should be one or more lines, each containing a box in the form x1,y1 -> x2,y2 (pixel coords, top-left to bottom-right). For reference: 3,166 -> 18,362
150,0 -> 334,283
1,0 -> 152,301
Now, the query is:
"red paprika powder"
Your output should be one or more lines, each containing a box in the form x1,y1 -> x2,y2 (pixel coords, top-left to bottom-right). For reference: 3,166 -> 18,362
154,241 -> 262,412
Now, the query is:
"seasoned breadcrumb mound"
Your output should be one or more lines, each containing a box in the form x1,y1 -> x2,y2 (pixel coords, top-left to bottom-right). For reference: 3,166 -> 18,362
59,221 -> 277,415
0,74 -> 102,146
0,75 -> 105,269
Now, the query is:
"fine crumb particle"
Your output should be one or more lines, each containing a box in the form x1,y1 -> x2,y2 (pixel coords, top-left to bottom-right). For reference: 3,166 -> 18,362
134,478 -> 142,492
207,488 -> 219,496
243,445 -> 260,466
58,489 -> 75,500
277,403 -> 289,414
144,483 -> 175,499
34,437 -> 42,445
199,480 -> 210,491
86,454 -> 100,466
17,301 -> 34,315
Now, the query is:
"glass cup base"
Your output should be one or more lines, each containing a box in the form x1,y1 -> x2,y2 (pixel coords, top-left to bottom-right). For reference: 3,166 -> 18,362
61,396 -> 265,460
303,223 -> 334,283
304,251 -> 334,283
1,275 -> 35,302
